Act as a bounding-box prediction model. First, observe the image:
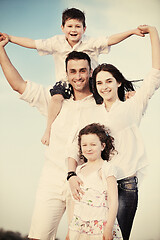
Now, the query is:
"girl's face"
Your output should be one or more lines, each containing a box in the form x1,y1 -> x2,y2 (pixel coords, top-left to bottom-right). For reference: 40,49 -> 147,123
96,71 -> 121,103
81,134 -> 105,162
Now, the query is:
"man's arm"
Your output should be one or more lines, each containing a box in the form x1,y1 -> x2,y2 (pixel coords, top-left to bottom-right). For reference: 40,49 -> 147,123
0,33 -> 36,49
68,157 -> 84,201
0,37 -> 27,94
108,27 -> 145,46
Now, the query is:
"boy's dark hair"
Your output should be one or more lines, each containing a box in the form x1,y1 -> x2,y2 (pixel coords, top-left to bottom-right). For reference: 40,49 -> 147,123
65,51 -> 91,71
91,63 -> 135,103
62,8 -> 86,27
78,123 -> 116,162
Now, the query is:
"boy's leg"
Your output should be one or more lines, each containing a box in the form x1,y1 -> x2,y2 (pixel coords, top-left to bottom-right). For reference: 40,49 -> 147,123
41,94 -> 64,145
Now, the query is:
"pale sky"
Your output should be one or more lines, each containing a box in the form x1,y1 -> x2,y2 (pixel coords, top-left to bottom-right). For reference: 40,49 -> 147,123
0,0 -> 160,239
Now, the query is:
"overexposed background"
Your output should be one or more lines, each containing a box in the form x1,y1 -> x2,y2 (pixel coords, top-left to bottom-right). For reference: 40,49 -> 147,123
0,0 -> 160,239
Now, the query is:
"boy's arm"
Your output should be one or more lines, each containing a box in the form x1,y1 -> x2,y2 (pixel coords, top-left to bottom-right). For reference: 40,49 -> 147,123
108,28 -> 145,46
0,37 -> 26,94
1,33 -> 36,49
103,176 -> 118,239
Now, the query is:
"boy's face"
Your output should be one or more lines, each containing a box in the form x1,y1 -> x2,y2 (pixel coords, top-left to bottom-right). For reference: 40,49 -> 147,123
61,19 -> 86,47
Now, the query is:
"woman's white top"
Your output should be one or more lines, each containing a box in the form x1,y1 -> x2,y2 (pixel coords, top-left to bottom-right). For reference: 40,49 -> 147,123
68,68 -> 160,182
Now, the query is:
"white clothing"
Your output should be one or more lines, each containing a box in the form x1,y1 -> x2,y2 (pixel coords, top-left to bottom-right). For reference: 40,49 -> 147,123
35,35 -> 110,82
68,68 -> 160,181
19,68 -> 160,239
69,161 -> 123,240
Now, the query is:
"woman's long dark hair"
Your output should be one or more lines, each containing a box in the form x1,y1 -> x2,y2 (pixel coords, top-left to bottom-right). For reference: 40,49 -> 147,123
78,123 -> 116,162
90,63 -> 135,104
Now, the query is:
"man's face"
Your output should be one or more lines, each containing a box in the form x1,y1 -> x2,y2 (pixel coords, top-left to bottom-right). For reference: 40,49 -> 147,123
66,59 -> 92,93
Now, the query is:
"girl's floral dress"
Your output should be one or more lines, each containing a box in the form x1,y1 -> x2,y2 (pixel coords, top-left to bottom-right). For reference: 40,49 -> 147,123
69,161 -> 123,240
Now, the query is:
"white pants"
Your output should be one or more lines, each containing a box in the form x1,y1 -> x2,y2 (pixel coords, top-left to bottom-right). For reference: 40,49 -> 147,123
28,160 -> 72,240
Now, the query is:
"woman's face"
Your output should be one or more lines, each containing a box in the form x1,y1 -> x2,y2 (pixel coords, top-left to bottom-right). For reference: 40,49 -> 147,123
96,71 -> 121,103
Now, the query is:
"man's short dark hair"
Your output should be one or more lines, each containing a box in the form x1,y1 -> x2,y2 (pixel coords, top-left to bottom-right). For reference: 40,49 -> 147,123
65,51 -> 91,71
62,8 -> 86,27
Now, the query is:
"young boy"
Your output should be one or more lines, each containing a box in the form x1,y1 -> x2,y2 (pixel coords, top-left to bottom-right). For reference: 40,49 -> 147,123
1,8 -> 144,146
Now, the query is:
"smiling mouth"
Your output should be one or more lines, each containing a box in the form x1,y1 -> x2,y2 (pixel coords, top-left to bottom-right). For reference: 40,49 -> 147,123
70,33 -> 78,36
73,80 -> 84,84
102,89 -> 111,93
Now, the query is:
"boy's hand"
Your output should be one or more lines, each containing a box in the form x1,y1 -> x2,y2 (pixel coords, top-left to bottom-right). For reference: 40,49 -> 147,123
69,176 -> 84,200
133,28 -> 145,37
125,90 -> 136,100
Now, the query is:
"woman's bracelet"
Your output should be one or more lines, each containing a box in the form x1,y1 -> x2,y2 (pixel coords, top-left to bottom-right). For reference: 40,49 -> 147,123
67,171 -> 77,181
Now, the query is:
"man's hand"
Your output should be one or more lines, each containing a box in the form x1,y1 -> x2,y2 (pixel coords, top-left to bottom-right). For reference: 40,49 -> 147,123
69,175 -> 84,201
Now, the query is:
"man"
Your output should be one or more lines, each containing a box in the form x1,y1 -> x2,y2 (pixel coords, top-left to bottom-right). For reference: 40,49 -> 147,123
0,37 -> 106,240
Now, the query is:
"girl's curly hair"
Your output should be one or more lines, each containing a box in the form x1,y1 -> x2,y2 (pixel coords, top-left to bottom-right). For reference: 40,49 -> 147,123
78,123 -> 117,162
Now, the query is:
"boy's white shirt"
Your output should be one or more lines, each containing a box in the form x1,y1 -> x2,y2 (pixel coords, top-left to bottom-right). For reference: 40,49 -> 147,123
35,35 -> 110,82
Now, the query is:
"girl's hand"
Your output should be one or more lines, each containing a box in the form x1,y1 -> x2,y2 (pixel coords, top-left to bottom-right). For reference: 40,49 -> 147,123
103,226 -> 113,240
65,230 -> 70,240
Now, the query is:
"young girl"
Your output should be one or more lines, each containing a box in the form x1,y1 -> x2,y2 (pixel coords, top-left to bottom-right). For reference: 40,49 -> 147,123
68,25 -> 160,240
68,123 -> 123,240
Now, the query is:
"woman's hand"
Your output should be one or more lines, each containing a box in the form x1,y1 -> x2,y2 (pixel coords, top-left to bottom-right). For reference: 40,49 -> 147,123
138,25 -> 155,34
69,176 -> 84,200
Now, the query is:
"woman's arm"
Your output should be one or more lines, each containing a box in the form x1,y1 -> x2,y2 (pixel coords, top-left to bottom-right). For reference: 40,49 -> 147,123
138,25 -> 160,69
103,176 -> 118,240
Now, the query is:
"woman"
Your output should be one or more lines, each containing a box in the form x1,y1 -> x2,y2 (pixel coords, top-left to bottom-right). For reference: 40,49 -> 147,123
90,25 -> 160,240
68,25 -> 160,240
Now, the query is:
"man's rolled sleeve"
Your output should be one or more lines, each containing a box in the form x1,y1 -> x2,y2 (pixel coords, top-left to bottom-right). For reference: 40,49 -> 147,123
19,81 -> 51,117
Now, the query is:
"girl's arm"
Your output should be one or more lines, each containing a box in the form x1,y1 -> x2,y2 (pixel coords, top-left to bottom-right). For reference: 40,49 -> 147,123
138,25 -> 160,69
1,33 -> 36,49
103,176 -> 118,240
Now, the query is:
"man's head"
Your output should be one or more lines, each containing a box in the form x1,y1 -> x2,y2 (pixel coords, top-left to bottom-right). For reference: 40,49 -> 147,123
61,8 -> 86,47
65,51 -> 92,98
